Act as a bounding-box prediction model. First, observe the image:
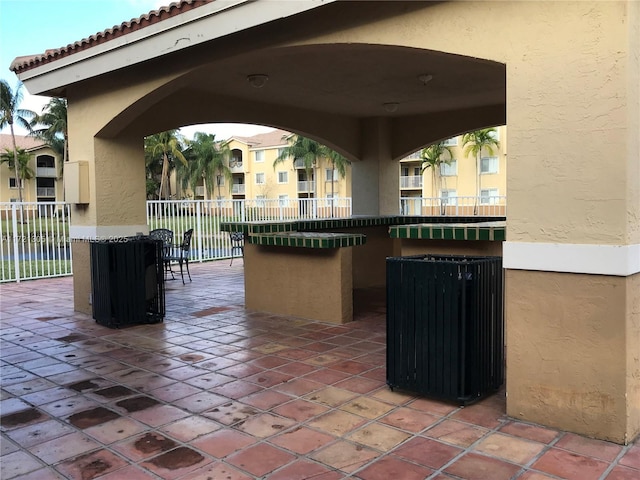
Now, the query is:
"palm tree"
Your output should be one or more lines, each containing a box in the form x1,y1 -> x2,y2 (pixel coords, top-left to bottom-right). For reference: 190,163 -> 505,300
326,149 -> 351,216
420,141 -> 454,215
144,130 -> 188,200
31,97 -> 67,177
274,134 -> 350,216
461,128 -> 500,214
1,148 -> 35,182
0,80 -> 36,207
182,132 -> 232,200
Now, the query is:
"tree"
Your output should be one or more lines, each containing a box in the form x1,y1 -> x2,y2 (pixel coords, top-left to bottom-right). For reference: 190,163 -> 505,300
31,97 -> 68,177
1,148 -> 35,186
0,80 -> 36,206
182,132 -> 232,200
461,128 -> 500,214
144,130 -> 187,200
325,149 -> 351,216
420,141 -> 454,215
273,134 -> 350,216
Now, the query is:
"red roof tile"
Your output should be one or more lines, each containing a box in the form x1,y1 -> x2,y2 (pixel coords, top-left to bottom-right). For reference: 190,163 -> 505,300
10,0 -> 210,74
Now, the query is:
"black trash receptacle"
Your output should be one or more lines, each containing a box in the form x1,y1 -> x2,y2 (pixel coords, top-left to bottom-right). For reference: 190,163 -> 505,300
386,254 -> 504,405
90,236 -> 165,328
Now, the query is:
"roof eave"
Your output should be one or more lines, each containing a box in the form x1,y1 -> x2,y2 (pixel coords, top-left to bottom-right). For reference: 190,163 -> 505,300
15,0 -> 335,97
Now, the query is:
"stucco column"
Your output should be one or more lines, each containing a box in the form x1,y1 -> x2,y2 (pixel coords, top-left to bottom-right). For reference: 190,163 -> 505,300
352,117 -> 399,216
67,134 -> 148,314
503,0 -> 639,444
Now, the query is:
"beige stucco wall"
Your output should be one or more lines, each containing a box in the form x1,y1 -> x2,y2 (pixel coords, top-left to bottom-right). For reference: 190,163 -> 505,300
506,270 -> 639,444
71,241 -> 92,315
244,243 -> 352,324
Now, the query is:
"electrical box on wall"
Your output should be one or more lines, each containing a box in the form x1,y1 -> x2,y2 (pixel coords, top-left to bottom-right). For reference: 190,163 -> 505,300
65,161 -> 89,204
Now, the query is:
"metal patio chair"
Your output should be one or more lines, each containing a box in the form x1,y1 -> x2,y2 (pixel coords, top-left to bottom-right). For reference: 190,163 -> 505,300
149,228 -> 174,279
229,231 -> 244,266
166,228 -> 194,284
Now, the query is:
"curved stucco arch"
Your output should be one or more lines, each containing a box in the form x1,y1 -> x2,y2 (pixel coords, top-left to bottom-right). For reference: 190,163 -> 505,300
96,42 -> 505,162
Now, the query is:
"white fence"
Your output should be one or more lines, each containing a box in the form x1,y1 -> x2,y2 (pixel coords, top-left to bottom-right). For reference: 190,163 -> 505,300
0,197 -> 352,283
0,202 -> 72,283
400,196 -> 507,217
1,196 -> 507,283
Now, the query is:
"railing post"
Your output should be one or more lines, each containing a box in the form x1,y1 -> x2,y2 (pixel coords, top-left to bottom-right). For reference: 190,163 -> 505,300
11,203 -> 20,283
195,201 -> 203,263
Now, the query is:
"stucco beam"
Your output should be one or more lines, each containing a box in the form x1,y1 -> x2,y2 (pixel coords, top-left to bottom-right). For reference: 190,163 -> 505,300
390,104 -> 506,160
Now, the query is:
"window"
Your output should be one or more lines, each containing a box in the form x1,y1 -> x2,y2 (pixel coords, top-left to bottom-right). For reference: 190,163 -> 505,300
440,159 -> 457,176
480,188 -> 500,204
277,171 -> 288,184
36,155 -> 55,168
254,150 -> 265,162
256,195 -> 266,207
255,172 -> 265,184
442,137 -> 458,146
216,175 -> 225,186
277,148 -> 286,159
326,168 -> 338,182
441,189 -> 457,205
9,178 -> 23,189
401,166 -> 409,177
480,156 -> 499,174
278,194 -> 289,206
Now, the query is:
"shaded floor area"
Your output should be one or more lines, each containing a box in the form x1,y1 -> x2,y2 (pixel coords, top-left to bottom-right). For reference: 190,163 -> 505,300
1,261 -> 638,479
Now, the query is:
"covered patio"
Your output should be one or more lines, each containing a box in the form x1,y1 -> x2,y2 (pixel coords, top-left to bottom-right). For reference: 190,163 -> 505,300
1,262 -> 638,480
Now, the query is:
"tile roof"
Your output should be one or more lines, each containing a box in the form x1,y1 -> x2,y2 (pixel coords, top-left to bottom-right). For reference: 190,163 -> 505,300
0,134 -> 47,152
10,0 -> 209,74
232,129 -> 291,148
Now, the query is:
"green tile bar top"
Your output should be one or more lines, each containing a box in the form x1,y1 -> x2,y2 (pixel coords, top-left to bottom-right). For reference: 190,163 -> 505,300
248,232 -> 367,249
222,215 -> 505,235
389,221 -> 506,241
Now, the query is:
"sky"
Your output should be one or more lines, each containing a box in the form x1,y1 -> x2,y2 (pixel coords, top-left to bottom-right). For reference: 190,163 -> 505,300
0,0 -> 273,139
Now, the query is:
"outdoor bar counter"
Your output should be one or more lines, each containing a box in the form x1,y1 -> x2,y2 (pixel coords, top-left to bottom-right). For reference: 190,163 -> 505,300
221,216 -> 505,324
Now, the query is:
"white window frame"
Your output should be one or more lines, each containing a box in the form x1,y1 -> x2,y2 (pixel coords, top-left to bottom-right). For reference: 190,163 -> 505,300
480,156 -> 499,174
254,150 -> 265,163
255,172 -> 265,185
326,168 -> 338,182
440,159 -> 457,176
277,171 -> 288,184
480,188 -> 500,205
9,178 -> 23,189
441,189 -> 458,205
216,175 -> 225,187
256,194 -> 266,207
278,194 -> 289,206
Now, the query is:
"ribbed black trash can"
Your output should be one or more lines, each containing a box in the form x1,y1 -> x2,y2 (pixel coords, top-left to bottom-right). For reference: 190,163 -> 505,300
386,254 -> 504,405
90,236 -> 165,328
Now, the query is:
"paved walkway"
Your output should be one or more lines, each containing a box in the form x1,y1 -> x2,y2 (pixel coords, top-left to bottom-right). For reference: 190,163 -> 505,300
1,261 -> 638,479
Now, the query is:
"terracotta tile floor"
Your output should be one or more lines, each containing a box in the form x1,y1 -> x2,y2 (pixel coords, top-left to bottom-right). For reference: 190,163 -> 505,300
1,261 -> 638,480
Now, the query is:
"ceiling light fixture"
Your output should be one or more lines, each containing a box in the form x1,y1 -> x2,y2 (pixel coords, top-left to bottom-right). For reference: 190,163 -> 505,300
247,74 -> 269,88
418,74 -> 434,85
383,102 -> 399,113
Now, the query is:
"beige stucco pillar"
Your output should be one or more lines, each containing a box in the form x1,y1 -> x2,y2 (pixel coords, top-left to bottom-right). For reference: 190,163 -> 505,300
67,133 -> 147,314
352,117 -> 399,216
503,0 -> 640,444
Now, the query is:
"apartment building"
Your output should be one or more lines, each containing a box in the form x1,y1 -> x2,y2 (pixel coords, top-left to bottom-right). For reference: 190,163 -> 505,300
0,134 -> 63,205
400,125 -> 507,215
185,128 -> 352,203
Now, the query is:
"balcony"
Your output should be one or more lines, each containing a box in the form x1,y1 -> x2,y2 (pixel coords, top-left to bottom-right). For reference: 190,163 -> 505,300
400,175 -> 423,189
232,184 -> 245,194
297,181 -> 315,192
36,167 -> 57,177
37,187 -> 56,197
195,186 -> 205,197
229,161 -> 244,173
294,159 -> 315,169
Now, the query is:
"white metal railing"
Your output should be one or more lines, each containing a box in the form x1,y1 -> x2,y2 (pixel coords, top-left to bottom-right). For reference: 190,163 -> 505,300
0,202 -> 72,283
399,195 -> 506,216
232,184 -> 245,194
400,175 -> 423,189
297,181 -> 315,192
36,167 -> 57,177
146,197 -> 352,265
37,187 -> 56,197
